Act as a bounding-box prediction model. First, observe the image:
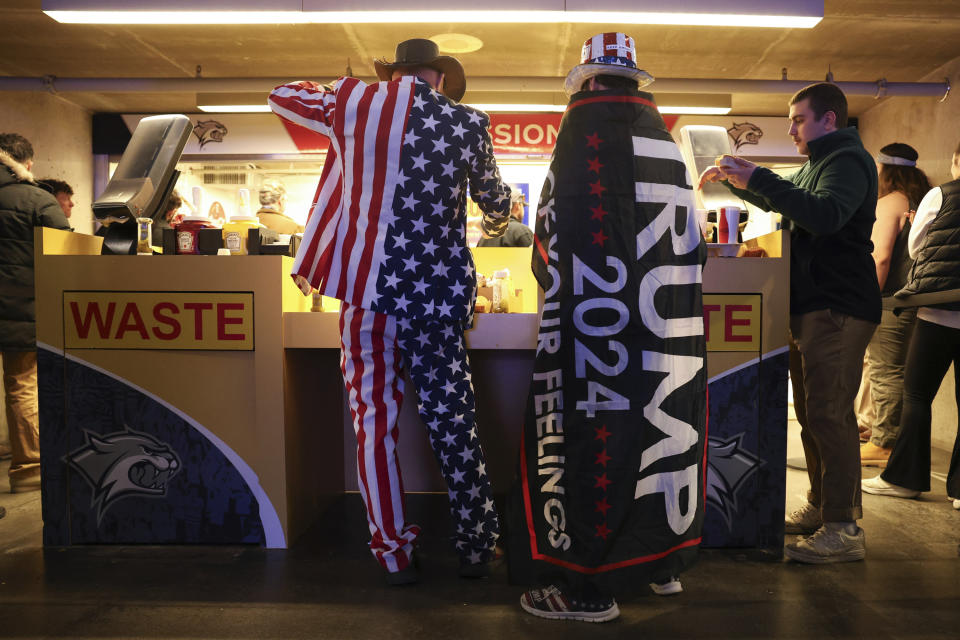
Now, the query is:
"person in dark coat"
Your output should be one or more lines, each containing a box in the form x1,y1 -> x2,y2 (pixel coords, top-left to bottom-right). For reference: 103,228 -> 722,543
701,83 -> 880,564
151,189 -> 183,247
37,178 -> 75,220
477,187 -> 533,248
0,133 -> 71,492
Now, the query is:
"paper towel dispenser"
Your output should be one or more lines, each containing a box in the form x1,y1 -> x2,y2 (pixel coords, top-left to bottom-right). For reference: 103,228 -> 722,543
93,114 -> 191,225
678,125 -> 747,212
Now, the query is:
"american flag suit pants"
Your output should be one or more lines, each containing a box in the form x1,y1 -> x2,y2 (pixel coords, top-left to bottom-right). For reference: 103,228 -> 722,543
339,302 -> 501,573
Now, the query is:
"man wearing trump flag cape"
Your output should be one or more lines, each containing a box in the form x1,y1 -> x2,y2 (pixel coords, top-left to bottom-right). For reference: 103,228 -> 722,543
508,32 -> 708,623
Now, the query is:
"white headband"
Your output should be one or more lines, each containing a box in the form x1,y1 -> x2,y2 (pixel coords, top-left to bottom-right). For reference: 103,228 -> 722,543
876,152 -> 917,167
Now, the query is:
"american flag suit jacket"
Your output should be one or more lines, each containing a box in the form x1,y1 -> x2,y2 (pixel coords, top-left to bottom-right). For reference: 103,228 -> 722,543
269,76 -> 511,327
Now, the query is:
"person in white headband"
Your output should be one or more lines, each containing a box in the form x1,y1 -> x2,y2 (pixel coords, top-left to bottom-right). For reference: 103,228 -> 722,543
876,151 -> 917,167
856,142 -> 931,468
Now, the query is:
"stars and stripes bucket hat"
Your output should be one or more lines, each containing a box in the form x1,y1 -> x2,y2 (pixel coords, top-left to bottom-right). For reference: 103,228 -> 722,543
564,32 -> 654,96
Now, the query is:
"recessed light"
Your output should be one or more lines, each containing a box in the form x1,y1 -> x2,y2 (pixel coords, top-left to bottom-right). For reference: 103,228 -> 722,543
430,33 -> 483,54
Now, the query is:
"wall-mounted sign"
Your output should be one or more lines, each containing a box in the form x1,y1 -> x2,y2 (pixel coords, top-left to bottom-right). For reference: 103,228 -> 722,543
490,114 -> 562,154
64,291 -> 254,350
703,294 -> 761,352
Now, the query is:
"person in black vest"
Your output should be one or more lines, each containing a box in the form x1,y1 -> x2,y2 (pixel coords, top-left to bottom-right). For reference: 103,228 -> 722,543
863,140 -> 960,511
858,144 -> 931,466
0,133 -> 71,493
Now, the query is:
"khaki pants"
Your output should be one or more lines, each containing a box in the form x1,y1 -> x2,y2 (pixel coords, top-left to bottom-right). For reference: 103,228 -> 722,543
2,350 -> 40,480
0,372 -> 9,455
865,307 -> 917,447
789,310 -> 876,522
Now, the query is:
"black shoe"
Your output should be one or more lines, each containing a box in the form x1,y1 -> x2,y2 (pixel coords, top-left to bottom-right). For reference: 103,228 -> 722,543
385,565 -> 418,586
0,506 -> 5,520
384,550 -> 419,586
459,545 -> 505,578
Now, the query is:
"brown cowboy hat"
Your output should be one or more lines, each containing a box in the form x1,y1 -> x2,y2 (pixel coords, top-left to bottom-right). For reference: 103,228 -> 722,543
374,38 -> 466,102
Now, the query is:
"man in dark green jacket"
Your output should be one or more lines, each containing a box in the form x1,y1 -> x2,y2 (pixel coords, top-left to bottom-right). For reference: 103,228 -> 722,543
701,83 -> 880,564
0,132 -> 71,492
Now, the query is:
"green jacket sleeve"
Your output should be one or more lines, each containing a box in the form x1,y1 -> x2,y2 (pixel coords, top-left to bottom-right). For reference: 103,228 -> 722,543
744,157 -> 870,235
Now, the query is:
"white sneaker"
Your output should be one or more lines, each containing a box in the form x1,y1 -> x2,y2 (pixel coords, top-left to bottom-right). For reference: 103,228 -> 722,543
952,498 -> 959,510
784,524 -> 866,564
861,475 -> 921,499
650,577 -> 682,596
784,502 -> 821,535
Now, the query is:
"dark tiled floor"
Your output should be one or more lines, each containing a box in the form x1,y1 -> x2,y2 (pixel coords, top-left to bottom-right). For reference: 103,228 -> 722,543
1,426 -> 959,639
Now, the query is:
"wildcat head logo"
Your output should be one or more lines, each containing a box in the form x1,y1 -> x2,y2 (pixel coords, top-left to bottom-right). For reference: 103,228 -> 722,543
192,119 -> 228,149
706,433 -> 763,530
65,428 -> 181,523
727,122 -> 763,151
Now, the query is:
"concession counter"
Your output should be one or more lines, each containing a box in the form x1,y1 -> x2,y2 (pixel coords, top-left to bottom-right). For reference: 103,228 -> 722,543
36,228 -> 788,552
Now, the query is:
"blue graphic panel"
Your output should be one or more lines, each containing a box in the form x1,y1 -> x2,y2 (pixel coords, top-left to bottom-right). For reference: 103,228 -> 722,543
702,351 -> 788,550
39,349 -> 265,545
38,348 -> 69,546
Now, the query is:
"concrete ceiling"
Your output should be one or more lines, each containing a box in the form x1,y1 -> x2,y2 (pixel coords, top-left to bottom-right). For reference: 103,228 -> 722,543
2,0 -> 960,117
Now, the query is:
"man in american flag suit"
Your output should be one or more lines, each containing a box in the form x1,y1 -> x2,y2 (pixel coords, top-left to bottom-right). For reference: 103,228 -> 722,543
269,38 -> 512,585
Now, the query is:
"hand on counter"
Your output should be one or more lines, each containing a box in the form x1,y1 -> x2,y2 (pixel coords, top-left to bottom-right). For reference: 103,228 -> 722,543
293,274 -> 313,296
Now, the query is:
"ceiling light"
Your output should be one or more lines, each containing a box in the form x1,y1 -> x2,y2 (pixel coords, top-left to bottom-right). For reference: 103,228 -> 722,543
43,0 -> 823,28
431,33 -> 484,54
45,11 -> 822,27
197,104 -> 271,113
196,91 -> 729,115
468,104 -> 566,113
654,92 -> 731,115
657,106 -> 731,115
196,102 -> 729,115
197,92 -> 269,113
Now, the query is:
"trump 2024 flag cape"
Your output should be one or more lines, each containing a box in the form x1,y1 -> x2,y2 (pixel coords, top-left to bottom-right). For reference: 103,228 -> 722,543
508,90 -> 708,591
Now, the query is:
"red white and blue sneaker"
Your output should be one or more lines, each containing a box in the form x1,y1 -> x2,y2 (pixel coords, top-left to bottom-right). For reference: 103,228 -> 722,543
519,585 -> 620,623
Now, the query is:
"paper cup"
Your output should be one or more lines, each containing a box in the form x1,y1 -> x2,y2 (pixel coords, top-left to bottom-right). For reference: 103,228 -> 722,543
718,206 -> 741,243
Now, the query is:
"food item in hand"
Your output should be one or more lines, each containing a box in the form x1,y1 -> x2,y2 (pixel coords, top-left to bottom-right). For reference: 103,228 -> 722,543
715,155 -> 739,170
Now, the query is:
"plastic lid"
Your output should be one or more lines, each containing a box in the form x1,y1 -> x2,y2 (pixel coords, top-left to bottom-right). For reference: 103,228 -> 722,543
228,216 -> 259,223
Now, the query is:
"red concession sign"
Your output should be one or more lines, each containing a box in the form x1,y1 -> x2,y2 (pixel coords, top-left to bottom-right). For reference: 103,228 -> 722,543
489,114 -> 564,154
281,112 -> 678,155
